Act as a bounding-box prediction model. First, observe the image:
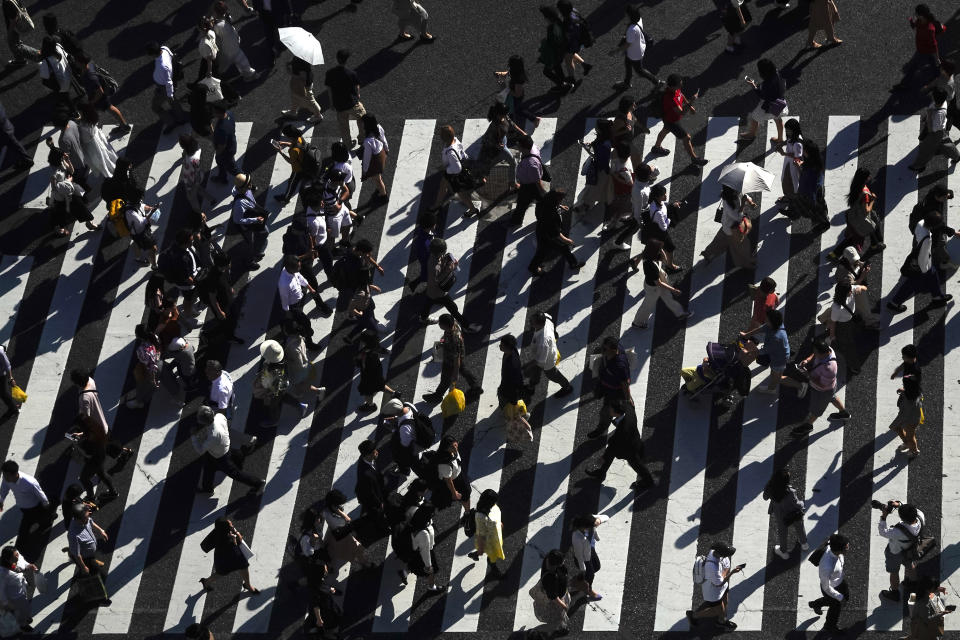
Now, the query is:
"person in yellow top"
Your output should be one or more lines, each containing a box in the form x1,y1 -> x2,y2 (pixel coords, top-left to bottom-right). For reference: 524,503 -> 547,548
272,124 -> 307,204
468,489 -> 505,577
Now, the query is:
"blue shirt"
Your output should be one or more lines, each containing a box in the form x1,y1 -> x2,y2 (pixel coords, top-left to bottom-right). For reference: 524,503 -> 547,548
599,349 -> 630,389
760,325 -> 790,369
231,188 -> 261,226
213,112 -> 236,153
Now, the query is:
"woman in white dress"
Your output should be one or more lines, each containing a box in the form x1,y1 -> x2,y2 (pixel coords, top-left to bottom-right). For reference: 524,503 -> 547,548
77,103 -> 117,179
775,119 -> 803,203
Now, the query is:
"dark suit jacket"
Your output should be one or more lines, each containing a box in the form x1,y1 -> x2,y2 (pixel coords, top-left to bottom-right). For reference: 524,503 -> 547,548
499,349 -> 525,404
607,410 -> 643,459
355,458 -> 386,510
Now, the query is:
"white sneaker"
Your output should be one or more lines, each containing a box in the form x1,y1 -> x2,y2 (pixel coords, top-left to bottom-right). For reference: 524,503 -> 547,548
774,545 -> 790,560
614,242 -> 631,251
797,382 -> 809,398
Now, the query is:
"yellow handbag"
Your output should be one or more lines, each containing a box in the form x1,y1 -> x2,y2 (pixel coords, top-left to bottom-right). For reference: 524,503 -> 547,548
10,385 -> 26,404
441,387 -> 466,417
503,399 -> 527,420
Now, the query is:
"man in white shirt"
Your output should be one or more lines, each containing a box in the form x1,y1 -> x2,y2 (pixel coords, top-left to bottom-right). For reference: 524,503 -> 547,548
0,460 -> 55,552
0,546 -> 35,631
525,312 -> 573,397
278,255 -> 322,350
809,533 -> 849,634
877,501 -> 925,602
613,6 -> 664,92
687,541 -> 742,630
205,360 -> 235,418
192,406 -> 264,495
145,41 -> 187,133
888,211 -> 955,313
213,2 -> 256,81
910,87 -> 960,172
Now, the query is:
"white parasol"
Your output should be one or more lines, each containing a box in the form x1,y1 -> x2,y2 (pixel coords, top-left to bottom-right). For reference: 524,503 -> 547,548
278,27 -> 324,65
718,162 -> 776,193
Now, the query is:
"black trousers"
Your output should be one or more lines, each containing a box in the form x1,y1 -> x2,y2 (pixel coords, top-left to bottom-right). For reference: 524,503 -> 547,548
595,446 -> 654,485
200,452 -> 261,491
623,55 -> 659,86
614,217 -> 641,245
434,364 -> 480,396
0,377 -> 16,412
525,361 -> 571,390
80,449 -> 118,499
421,293 -> 465,326
16,504 -> 55,554
810,581 -> 848,629
511,183 -> 543,225
528,237 -> 579,273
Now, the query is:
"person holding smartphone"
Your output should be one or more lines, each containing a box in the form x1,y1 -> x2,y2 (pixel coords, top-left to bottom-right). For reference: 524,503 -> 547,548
687,541 -> 743,631
906,575 -> 955,639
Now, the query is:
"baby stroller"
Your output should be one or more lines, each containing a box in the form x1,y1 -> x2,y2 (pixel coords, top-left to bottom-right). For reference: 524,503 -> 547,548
680,342 -> 753,411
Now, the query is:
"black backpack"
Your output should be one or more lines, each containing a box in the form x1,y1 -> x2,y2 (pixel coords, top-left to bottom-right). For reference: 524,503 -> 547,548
384,491 -> 405,527
331,256 -> 357,292
416,449 -> 443,483
94,64 -> 119,96
573,11 -> 595,47
157,246 -> 188,285
638,206 -> 653,243
462,508 -> 477,537
300,144 -> 325,179
390,523 -> 415,563
410,410 -> 437,448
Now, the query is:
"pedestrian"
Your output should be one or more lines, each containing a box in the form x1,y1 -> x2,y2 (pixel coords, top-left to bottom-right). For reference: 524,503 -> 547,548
537,549 -> 571,635
892,4 -> 945,92
430,435 -> 472,512
496,333 -> 528,410
762,468 -> 808,559
570,513 -> 607,600
409,504 -> 446,593
196,15 -> 219,81
382,398 -> 424,476
37,36 -> 74,97
878,501 -> 926,602
587,336 -> 633,438
889,374 -> 923,459
624,182 -> 682,272
775,119 -> 803,203
210,103 -> 239,183
127,323 -> 170,409
278,254 -> 320,336
145,41 -> 188,134
255,0 -> 287,62
527,311 -> 574,397
3,0 -> 39,67
192,405 -> 263,495
739,307 -> 789,394
572,118 -> 612,217
54,117 -> 90,189
433,126 -> 482,216
823,278 -> 868,374
418,238 -> 466,325
355,440 -> 388,532
69,368 -> 132,501
585,399 -> 656,490
789,339 -> 851,436
360,113 -> 389,202
630,239 -> 689,330
477,101 -> 523,188
905,575 -> 952,640
393,0 -> 433,43
741,59 -> 788,143
808,533 -> 849,635
424,314 -> 482,403
198,517 -> 259,594
720,0 -> 750,53
650,74 -> 707,166
781,139 -> 830,233
310,169 -> 357,248
528,188 -> 585,277
0,546 -> 35,632
892,343 -> 922,384
509,135 -> 547,227
468,489 -> 505,577
355,332 -> 396,412
231,173 -> 269,270
613,5 -> 662,92
807,0 -> 841,48
699,185 -> 757,271
0,460 -> 55,552
270,125 -> 307,204
280,54 -> 324,123
909,88 -> 960,173
76,102 -> 117,179
686,541 -> 742,631
494,55 -> 541,132
746,277 -> 778,332
45,143 -> 97,237
324,49 -> 365,146
212,1 -> 256,81
536,5 -> 568,91
74,51 -> 130,134
66,502 -> 111,606
0,100 -> 32,172
178,134 -> 215,215
206,360 -> 237,418
887,210 -> 954,313
253,339 -> 312,424
557,0 -> 592,89
123,189 -> 160,269
320,489 -> 369,570
934,60 -> 959,135
827,168 -> 884,262
282,320 -> 326,400
0,344 -> 18,420
304,558 -> 343,637
605,142 -> 633,230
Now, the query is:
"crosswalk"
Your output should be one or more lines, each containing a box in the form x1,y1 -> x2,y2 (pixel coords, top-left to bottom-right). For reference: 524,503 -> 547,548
0,113 -> 957,636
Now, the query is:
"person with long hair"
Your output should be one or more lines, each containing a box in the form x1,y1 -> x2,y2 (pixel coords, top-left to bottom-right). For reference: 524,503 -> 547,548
781,139 -> 829,233
76,102 -> 117,179
892,4 -> 946,92
889,374 -> 923,458
409,504 -> 446,592
178,134 -> 216,216
45,143 -> 97,237
537,549 -> 571,634
528,188 -> 585,277
573,118 -> 613,217
827,167 -> 884,262
198,517 -> 259,594
700,185 -> 757,271
127,324 -> 166,409
479,101 -> 524,187
495,55 -> 541,132
741,58 -> 787,143
321,489 -> 369,570
360,113 -> 389,201
762,468 -> 808,560
775,119 -> 803,201
430,435 -> 472,511
631,239 -> 689,329
468,489 -> 505,577
570,514 -> 607,601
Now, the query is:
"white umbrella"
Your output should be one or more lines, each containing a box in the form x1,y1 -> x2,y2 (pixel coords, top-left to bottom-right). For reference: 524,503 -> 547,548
718,162 -> 776,193
278,27 -> 324,65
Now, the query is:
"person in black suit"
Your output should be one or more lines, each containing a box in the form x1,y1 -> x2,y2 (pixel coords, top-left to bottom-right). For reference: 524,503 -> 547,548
354,440 -> 386,515
497,334 -> 527,409
585,398 -> 656,491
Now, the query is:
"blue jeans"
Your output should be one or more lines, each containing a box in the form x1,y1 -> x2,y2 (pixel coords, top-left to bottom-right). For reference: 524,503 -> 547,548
215,144 -> 239,180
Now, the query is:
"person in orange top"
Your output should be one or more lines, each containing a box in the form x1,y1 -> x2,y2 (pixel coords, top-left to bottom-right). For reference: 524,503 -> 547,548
649,74 -> 707,167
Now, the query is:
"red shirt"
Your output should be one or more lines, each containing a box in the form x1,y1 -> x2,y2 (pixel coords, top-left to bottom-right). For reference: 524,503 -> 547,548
751,291 -> 779,326
662,89 -> 685,123
912,18 -> 943,55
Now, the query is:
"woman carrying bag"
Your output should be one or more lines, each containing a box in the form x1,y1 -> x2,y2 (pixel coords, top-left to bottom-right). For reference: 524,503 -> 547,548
700,185 -> 756,271
320,489 -> 370,572
45,142 -> 97,238
198,517 -> 259,594
467,489 -> 505,577
631,239 -> 690,330
570,513 -> 608,601
763,468 -> 808,560
532,549 -> 571,635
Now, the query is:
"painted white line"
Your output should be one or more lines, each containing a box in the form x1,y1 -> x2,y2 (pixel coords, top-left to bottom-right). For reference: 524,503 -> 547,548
652,117 -> 739,631
865,115 -> 919,632
727,119 -> 793,629
0,256 -> 32,349
434,119 -> 561,632
941,136 -> 960,631
20,127 -> 57,210
796,115 -> 859,630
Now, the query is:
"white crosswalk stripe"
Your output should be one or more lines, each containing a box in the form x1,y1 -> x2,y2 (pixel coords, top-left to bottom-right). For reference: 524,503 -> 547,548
0,114 -> 956,637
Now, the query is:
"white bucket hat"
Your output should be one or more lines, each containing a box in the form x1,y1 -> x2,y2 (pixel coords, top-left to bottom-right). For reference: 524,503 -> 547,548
381,398 -> 403,417
260,339 -> 285,364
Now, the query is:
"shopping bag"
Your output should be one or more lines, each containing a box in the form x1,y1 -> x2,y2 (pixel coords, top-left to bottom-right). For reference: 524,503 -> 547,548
502,400 -> 527,420
10,385 -> 26,404
33,570 -> 49,594
239,540 -> 254,560
440,387 -> 466,417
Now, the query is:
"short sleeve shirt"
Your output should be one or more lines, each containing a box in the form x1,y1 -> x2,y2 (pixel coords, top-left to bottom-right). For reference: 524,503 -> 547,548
663,89 -> 685,124
79,380 -> 109,441
324,66 -> 360,112
625,21 -> 646,60
437,453 -> 462,480
751,291 -> 779,326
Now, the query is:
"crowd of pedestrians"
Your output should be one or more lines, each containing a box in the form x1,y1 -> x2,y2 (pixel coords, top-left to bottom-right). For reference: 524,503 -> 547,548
0,0 -> 957,638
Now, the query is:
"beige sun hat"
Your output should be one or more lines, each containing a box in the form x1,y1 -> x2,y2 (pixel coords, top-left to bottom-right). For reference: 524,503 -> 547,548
259,339 -> 285,364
